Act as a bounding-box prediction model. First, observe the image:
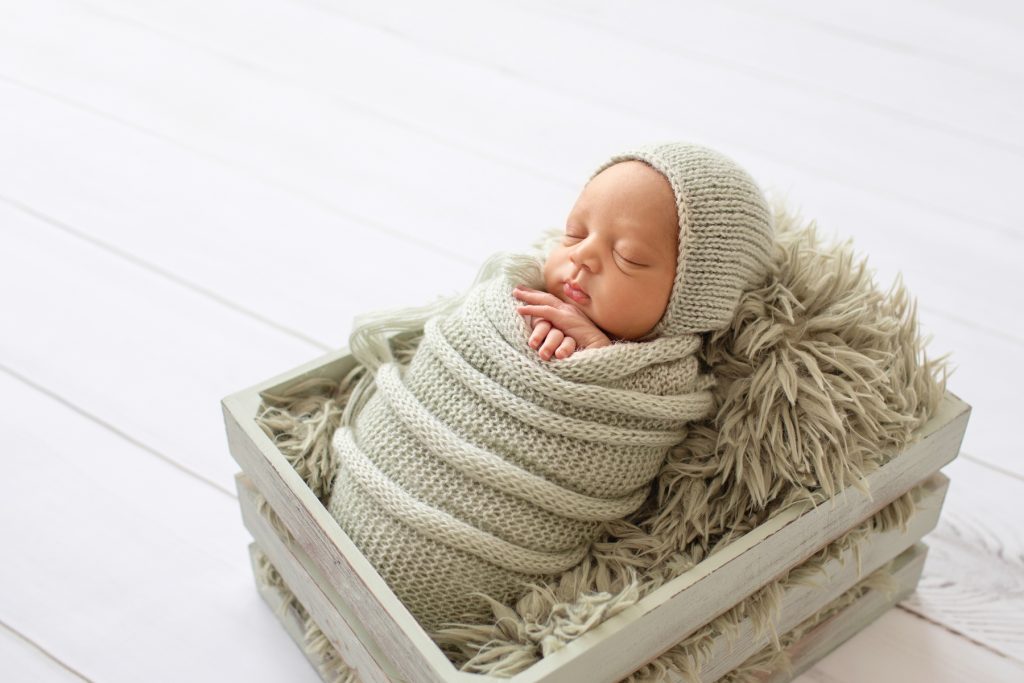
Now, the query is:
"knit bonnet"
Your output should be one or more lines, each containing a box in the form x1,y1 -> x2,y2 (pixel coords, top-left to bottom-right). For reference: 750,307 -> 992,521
588,142 -> 774,337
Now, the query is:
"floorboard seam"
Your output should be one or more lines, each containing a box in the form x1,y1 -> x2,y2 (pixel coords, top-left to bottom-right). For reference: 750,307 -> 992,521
0,361 -> 236,499
0,617 -> 95,682
896,604 -> 1024,667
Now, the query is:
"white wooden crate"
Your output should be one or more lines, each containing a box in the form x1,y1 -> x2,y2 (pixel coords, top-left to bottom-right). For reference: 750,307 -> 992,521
221,345 -> 970,683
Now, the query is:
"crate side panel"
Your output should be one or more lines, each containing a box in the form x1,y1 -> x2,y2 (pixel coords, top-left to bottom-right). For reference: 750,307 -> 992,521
747,544 -> 928,683
224,402 -> 458,683
693,477 -> 945,681
247,543 -> 338,683
237,477 -> 399,683
238,474 -> 488,683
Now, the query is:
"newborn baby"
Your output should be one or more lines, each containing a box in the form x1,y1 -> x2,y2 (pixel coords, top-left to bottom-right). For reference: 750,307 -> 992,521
514,159 -> 680,360
329,142 -> 775,634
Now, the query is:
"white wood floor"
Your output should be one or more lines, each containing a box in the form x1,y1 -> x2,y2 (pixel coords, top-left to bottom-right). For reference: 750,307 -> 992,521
2,1 -> 1022,681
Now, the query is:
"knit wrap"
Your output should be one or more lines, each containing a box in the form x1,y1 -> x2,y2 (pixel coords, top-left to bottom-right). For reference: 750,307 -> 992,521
327,253 -> 717,633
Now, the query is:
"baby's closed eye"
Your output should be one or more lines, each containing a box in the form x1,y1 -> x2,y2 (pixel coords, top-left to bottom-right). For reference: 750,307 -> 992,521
614,251 -> 646,267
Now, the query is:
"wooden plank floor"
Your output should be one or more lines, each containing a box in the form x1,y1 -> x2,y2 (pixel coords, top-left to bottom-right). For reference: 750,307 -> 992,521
1,1 -> 1021,680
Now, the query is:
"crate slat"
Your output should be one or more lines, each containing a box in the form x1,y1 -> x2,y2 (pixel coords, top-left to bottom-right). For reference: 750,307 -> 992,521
691,485 -> 942,681
247,544 -> 332,681
236,480 -> 405,683
748,544 -> 928,683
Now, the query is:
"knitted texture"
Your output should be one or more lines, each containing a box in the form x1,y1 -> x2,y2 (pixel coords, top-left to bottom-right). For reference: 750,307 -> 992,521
326,251 -> 718,633
589,142 -> 774,337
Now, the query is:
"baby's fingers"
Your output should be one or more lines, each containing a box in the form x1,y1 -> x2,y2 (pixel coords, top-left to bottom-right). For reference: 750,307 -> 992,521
516,304 -> 566,329
554,335 -> 577,359
538,327 -> 565,360
528,319 -> 552,349
513,286 -> 560,306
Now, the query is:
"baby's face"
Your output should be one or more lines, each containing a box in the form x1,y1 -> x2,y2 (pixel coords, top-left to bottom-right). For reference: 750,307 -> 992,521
543,160 -> 678,341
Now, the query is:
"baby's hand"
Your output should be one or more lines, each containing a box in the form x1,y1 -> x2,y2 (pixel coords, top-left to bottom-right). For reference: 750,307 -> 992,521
524,315 -> 577,360
513,285 -> 612,359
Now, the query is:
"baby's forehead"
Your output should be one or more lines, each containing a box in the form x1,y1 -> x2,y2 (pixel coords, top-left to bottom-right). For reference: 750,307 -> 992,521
593,161 -> 677,218
561,161 -> 679,261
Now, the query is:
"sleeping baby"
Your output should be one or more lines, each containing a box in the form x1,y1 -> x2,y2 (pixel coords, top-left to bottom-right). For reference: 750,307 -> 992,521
328,142 -> 775,634
514,157 -> 681,360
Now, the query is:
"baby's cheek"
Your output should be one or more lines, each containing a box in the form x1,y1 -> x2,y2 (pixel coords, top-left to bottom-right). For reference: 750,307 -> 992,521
582,298 -> 605,327
541,258 -> 560,293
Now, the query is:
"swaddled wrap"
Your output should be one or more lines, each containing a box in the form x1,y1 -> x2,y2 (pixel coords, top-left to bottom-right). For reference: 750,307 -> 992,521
328,142 -> 775,632
328,251 -> 718,632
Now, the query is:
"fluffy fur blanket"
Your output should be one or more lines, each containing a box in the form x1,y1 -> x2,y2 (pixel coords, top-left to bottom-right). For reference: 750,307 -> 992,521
254,203 -> 950,681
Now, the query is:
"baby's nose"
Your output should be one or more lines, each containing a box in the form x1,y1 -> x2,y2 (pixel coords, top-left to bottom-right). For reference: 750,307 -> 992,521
569,246 -> 599,272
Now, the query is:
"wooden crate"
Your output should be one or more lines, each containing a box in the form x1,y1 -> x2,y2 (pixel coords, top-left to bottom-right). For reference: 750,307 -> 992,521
221,346 -> 970,683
